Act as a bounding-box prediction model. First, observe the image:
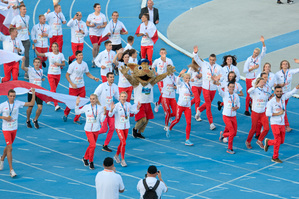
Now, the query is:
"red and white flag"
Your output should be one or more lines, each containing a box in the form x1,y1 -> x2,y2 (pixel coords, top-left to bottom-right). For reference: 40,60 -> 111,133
97,20 -> 127,45
135,21 -> 158,44
0,2 -> 14,35
0,50 -> 23,65
0,81 -> 90,109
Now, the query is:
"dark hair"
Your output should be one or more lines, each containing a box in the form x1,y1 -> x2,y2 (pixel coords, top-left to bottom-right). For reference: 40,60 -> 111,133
104,40 -> 112,46
275,85 -> 282,90
129,49 -> 137,56
75,50 -> 82,56
19,5 -> 26,9
119,50 -> 130,62
9,27 -> 17,33
54,4 -> 61,9
8,89 -> 16,96
33,57 -> 41,63
260,72 -> 268,78
227,71 -> 236,83
106,72 -> 114,78
209,54 -> 216,58
93,3 -> 100,8
127,36 -> 134,43
221,55 -> 237,67
142,13 -> 149,20
112,11 -> 118,15
160,48 -> 166,52
52,42 -> 59,48
103,157 -> 113,167
227,81 -> 235,87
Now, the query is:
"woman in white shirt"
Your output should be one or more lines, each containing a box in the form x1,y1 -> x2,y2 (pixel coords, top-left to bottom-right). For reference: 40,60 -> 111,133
187,59 -> 202,119
167,69 -> 194,146
34,42 -> 66,111
275,60 -> 299,132
109,92 -> 140,167
221,55 -> 240,82
75,94 -> 106,170
128,49 -> 138,64
218,82 -> 240,154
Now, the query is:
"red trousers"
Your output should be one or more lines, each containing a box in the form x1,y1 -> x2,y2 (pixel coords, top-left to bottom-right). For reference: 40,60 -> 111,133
116,129 -> 129,159
35,47 -> 48,69
198,89 -> 216,124
157,81 -> 163,104
2,61 -> 19,82
245,78 -> 254,111
191,86 -> 202,111
246,111 -> 269,143
223,115 -> 237,150
70,43 -> 84,62
48,74 -> 61,106
64,86 -> 86,121
101,75 -> 107,83
119,86 -> 133,102
84,131 -> 100,162
284,99 -> 289,127
140,45 -> 153,65
161,97 -> 177,126
169,105 -> 191,140
268,125 -> 286,159
98,112 -> 115,146
49,35 -> 63,52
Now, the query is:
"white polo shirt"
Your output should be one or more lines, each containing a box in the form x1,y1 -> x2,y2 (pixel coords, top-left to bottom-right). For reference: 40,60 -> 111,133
248,87 -> 269,113
152,57 -> 173,75
275,69 -> 299,93
28,67 -> 43,86
243,47 -> 266,79
31,23 -> 52,48
95,169 -> 125,199
0,34 -> 24,54
45,11 -> 66,36
187,67 -> 202,87
221,65 -> 240,82
217,86 -> 240,117
105,19 -> 127,45
45,52 -> 65,75
162,74 -> 177,99
94,82 -> 119,111
67,19 -> 88,44
87,12 -> 107,36
94,49 -> 116,76
176,77 -> 192,108
116,62 -> 132,88
0,100 -> 25,131
11,15 -> 30,41
67,60 -> 89,88
137,177 -> 167,199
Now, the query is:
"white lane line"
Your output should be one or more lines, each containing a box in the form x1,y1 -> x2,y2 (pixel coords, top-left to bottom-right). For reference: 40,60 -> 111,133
133,148 -> 144,151
48,138 -> 58,141
32,0 -> 40,25
68,141 -> 80,144
219,172 -> 232,176
22,177 -> 34,180
240,189 -> 253,193
268,179 -> 281,182
167,180 -> 180,183
45,179 -> 57,183
195,170 -> 208,173
26,136 -> 37,139
75,168 -> 87,172
0,189 -> 49,197
245,162 -> 258,165
176,154 -> 188,157
163,195 -> 176,198
127,161 -> 138,164
39,150 -> 51,153
31,163 -> 42,166
53,166 -> 65,169
75,130 -> 85,132
202,144 -> 214,147
17,148 -> 29,151
191,183 -> 204,186
154,151 -> 166,154
222,159 -> 235,163
68,182 -> 80,185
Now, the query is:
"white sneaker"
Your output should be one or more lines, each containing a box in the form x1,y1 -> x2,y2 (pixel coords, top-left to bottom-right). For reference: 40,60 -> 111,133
210,123 -> 216,130
114,155 -> 120,164
164,126 -> 169,131
195,109 -> 202,121
46,101 -> 52,105
10,169 -> 17,178
121,160 -> 127,167
0,160 -> 4,170
55,105 -> 61,111
154,102 -> 160,112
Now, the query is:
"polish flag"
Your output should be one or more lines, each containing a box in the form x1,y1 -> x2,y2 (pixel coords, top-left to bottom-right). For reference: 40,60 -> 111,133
135,21 -> 158,44
97,20 -> 128,45
0,50 -> 23,65
0,81 -> 90,109
0,2 -> 14,35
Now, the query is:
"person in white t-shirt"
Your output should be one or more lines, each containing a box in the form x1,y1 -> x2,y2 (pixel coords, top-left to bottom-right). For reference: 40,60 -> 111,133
110,92 -> 140,167
86,3 -> 107,67
152,48 -> 173,113
0,88 -> 35,178
217,82 -> 240,154
167,69 -> 194,145
221,55 -> 240,82
243,36 -> 266,116
264,85 -> 299,163
123,35 -> 134,51
128,48 -> 138,64
94,40 -> 116,82
95,157 -> 125,199
94,72 -> 119,152
31,14 -> 52,68
2,0 -> 24,16
275,60 -> 299,132
67,12 -> 88,65
45,4 -> 67,53
34,42 -> 66,111
20,57 -> 45,129
10,5 -> 30,79
137,165 -> 167,199
75,94 -> 106,170
102,11 -> 128,51
63,51 -> 99,124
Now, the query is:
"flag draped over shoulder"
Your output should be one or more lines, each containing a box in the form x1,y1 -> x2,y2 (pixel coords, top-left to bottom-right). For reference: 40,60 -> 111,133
0,50 -> 23,65
135,21 -> 158,44
0,81 -> 90,109
0,3 -> 14,35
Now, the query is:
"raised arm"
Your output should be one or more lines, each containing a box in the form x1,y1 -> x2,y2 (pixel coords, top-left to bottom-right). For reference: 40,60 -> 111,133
24,88 -> 35,107
193,46 -> 204,67
20,57 -> 28,72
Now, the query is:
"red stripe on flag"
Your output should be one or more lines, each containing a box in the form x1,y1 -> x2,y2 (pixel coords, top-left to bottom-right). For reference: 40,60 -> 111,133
135,24 -> 141,35
0,13 -> 9,35
97,35 -> 109,45
151,30 -> 158,44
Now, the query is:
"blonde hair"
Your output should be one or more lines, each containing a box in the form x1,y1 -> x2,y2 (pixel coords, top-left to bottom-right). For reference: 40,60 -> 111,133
90,94 -> 101,105
188,58 -> 200,72
255,77 -> 264,86
263,62 -> 271,72
181,73 -> 191,78
254,48 -> 260,54
120,91 -> 128,97
280,60 -> 290,69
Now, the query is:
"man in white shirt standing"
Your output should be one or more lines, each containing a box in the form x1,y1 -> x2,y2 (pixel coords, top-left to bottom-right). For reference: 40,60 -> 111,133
45,4 -> 67,53
94,40 -> 116,82
95,157 -> 125,199
67,12 -> 88,65
137,165 -> 167,199
63,51 -> 99,124
86,3 -> 107,67
0,27 -> 24,83
10,5 -> 30,79
101,11 -> 128,51
243,36 -> 266,116
0,88 -> 35,178
94,72 -> 119,152
265,85 -> 299,163
31,14 -> 52,68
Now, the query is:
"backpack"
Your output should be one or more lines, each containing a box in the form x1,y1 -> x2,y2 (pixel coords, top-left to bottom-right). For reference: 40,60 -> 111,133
143,179 -> 160,199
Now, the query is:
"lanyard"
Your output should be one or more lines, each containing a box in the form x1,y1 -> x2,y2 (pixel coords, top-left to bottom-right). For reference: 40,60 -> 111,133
12,39 -> 17,49
112,21 -> 117,34
55,12 -> 62,23
20,16 -> 28,28
278,99 -> 284,110
76,20 -> 81,31
184,82 -> 193,95
170,75 -> 176,86
209,65 -> 216,76
281,69 -> 289,84
107,83 -> 112,97
251,57 -> 258,65
34,68 -> 42,77
91,104 -> 97,119
226,65 -> 233,74
120,102 -> 128,119
39,24 -> 45,33
7,101 -> 14,116
229,94 -> 234,107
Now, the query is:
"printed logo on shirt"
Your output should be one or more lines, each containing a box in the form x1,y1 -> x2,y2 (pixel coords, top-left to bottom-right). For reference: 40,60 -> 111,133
142,87 -> 151,95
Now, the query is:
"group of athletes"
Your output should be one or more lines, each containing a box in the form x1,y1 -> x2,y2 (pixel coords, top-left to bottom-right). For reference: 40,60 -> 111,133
0,2 -> 299,178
